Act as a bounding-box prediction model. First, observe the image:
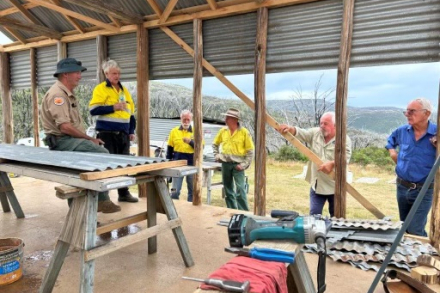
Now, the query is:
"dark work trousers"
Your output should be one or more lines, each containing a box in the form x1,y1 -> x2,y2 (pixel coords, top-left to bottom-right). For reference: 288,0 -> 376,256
97,131 -> 131,197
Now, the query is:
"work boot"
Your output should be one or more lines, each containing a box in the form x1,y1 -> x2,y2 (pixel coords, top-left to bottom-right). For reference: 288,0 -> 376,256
118,192 -> 139,203
97,200 -> 121,213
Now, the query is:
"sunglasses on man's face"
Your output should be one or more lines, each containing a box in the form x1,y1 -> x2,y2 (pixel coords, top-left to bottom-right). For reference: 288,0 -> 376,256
402,109 -> 426,116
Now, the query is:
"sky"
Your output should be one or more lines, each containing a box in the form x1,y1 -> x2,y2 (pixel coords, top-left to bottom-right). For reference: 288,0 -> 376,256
1,32 -> 439,109
161,62 -> 440,110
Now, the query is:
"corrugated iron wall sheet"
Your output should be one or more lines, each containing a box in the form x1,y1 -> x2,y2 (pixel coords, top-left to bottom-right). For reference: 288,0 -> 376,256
203,13 -> 257,76
10,50 -> 31,89
267,0 -> 343,73
351,0 -> 440,67
67,39 -> 97,83
108,33 -> 137,82
37,46 -> 57,88
150,23 -> 194,80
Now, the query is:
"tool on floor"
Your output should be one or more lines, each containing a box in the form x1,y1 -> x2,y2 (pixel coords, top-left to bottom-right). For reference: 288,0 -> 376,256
225,246 -> 295,263
227,212 -> 331,293
182,276 -> 250,293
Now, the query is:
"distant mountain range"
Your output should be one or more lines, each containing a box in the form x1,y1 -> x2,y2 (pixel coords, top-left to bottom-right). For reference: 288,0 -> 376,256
149,82 -> 433,135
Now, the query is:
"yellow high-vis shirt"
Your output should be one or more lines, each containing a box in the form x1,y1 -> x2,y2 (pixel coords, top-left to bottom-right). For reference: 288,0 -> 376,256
213,127 -> 254,156
167,126 -> 195,154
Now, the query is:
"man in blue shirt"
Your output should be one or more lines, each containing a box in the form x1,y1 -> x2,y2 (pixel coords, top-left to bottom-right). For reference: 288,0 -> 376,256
386,98 -> 437,236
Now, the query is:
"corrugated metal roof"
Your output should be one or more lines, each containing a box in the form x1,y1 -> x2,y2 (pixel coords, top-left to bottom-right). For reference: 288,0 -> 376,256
327,229 -> 399,244
331,217 -> 403,230
0,144 -> 167,172
61,2 -> 111,28
305,239 -> 439,256
3,13 -> 40,39
304,237 -> 439,272
29,6 -> 75,32
0,2 -> 12,9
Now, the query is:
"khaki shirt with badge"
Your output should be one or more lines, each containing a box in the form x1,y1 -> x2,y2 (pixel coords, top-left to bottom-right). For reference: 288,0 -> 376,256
295,127 -> 352,195
41,80 -> 84,136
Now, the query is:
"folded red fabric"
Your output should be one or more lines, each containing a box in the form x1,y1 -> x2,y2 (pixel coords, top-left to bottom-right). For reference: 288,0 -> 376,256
200,256 -> 287,293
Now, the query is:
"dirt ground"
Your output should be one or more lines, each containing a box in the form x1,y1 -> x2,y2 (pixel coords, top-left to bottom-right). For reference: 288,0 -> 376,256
0,176 -> 389,293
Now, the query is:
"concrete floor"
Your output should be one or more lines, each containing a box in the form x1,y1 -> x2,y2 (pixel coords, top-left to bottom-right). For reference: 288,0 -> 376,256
0,176 -> 386,293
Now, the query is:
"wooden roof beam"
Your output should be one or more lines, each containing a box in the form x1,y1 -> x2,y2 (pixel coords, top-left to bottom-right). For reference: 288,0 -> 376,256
62,0 -> 144,24
8,0 -> 41,25
159,0 -> 179,24
0,17 -> 62,39
206,0 -> 218,10
108,15 -> 122,28
25,0 -> 119,32
0,3 -> 39,17
147,0 -> 320,28
2,0 -> 322,52
145,0 -> 163,17
4,27 -> 26,44
49,0 -> 86,34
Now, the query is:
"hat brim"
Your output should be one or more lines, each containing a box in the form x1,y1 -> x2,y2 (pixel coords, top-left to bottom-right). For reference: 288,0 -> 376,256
222,113 -> 240,120
54,66 -> 87,77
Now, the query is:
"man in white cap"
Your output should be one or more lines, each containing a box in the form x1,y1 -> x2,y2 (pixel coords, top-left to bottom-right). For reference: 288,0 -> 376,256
213,108 -> 254,211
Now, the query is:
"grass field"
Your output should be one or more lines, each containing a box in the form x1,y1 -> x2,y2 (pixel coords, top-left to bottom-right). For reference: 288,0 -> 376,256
144,158 -> 432,232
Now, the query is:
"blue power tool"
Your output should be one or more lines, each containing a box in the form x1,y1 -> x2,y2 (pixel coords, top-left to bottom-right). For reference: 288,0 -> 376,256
227,213 -> 331,293
227,214 -> 329,247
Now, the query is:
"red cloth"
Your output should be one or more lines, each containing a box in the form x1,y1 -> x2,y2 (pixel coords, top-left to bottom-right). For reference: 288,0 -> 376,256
200,256 -> 287,293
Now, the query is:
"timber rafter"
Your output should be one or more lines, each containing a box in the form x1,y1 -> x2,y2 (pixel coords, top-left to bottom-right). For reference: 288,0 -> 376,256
25,0 -> 119,32
2,0 -> 320,52
61,0 -> 144,24
0,17 -> 62,40
49,0 -> 86,34
8,0 -> 41,25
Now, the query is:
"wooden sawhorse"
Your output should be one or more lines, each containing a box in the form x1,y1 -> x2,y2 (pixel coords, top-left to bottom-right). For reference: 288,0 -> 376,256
0,163 -> 195,293
0,171 -> 24,218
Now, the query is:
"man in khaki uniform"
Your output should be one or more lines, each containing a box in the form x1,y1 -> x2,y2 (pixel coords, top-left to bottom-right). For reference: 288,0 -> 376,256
40,57 -> 120,213
279,112 -> 352,217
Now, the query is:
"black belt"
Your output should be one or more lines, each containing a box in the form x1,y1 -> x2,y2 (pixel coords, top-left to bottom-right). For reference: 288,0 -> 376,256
397,177 -> 433,190
98,130 -> 126,135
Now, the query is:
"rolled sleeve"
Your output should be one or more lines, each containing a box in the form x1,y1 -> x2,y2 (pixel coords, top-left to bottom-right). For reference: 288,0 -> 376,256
385,129 -> 398,150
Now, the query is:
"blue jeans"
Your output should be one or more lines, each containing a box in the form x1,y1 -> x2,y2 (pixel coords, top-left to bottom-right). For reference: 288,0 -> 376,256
171,175 -> 194,202
310,188 -> 334,217
397,183 -> 433,236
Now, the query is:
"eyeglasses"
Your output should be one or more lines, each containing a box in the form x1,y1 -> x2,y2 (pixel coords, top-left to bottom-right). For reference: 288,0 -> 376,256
403,109 -> 427,116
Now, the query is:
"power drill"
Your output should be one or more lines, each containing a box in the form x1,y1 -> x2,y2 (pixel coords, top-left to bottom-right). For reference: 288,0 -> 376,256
227,213 -> 331,293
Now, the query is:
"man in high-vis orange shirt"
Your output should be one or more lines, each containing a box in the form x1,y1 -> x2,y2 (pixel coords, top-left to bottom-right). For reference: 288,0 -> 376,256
213,108 -> 254,211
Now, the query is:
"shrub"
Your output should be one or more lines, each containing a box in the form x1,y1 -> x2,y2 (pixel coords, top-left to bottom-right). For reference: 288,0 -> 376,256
351,147 -> 394,168
273,145 -> 308,162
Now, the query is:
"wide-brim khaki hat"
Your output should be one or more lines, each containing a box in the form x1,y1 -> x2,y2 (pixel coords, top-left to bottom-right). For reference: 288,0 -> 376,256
54,58 -> 87,77
222,108 -> 240,120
